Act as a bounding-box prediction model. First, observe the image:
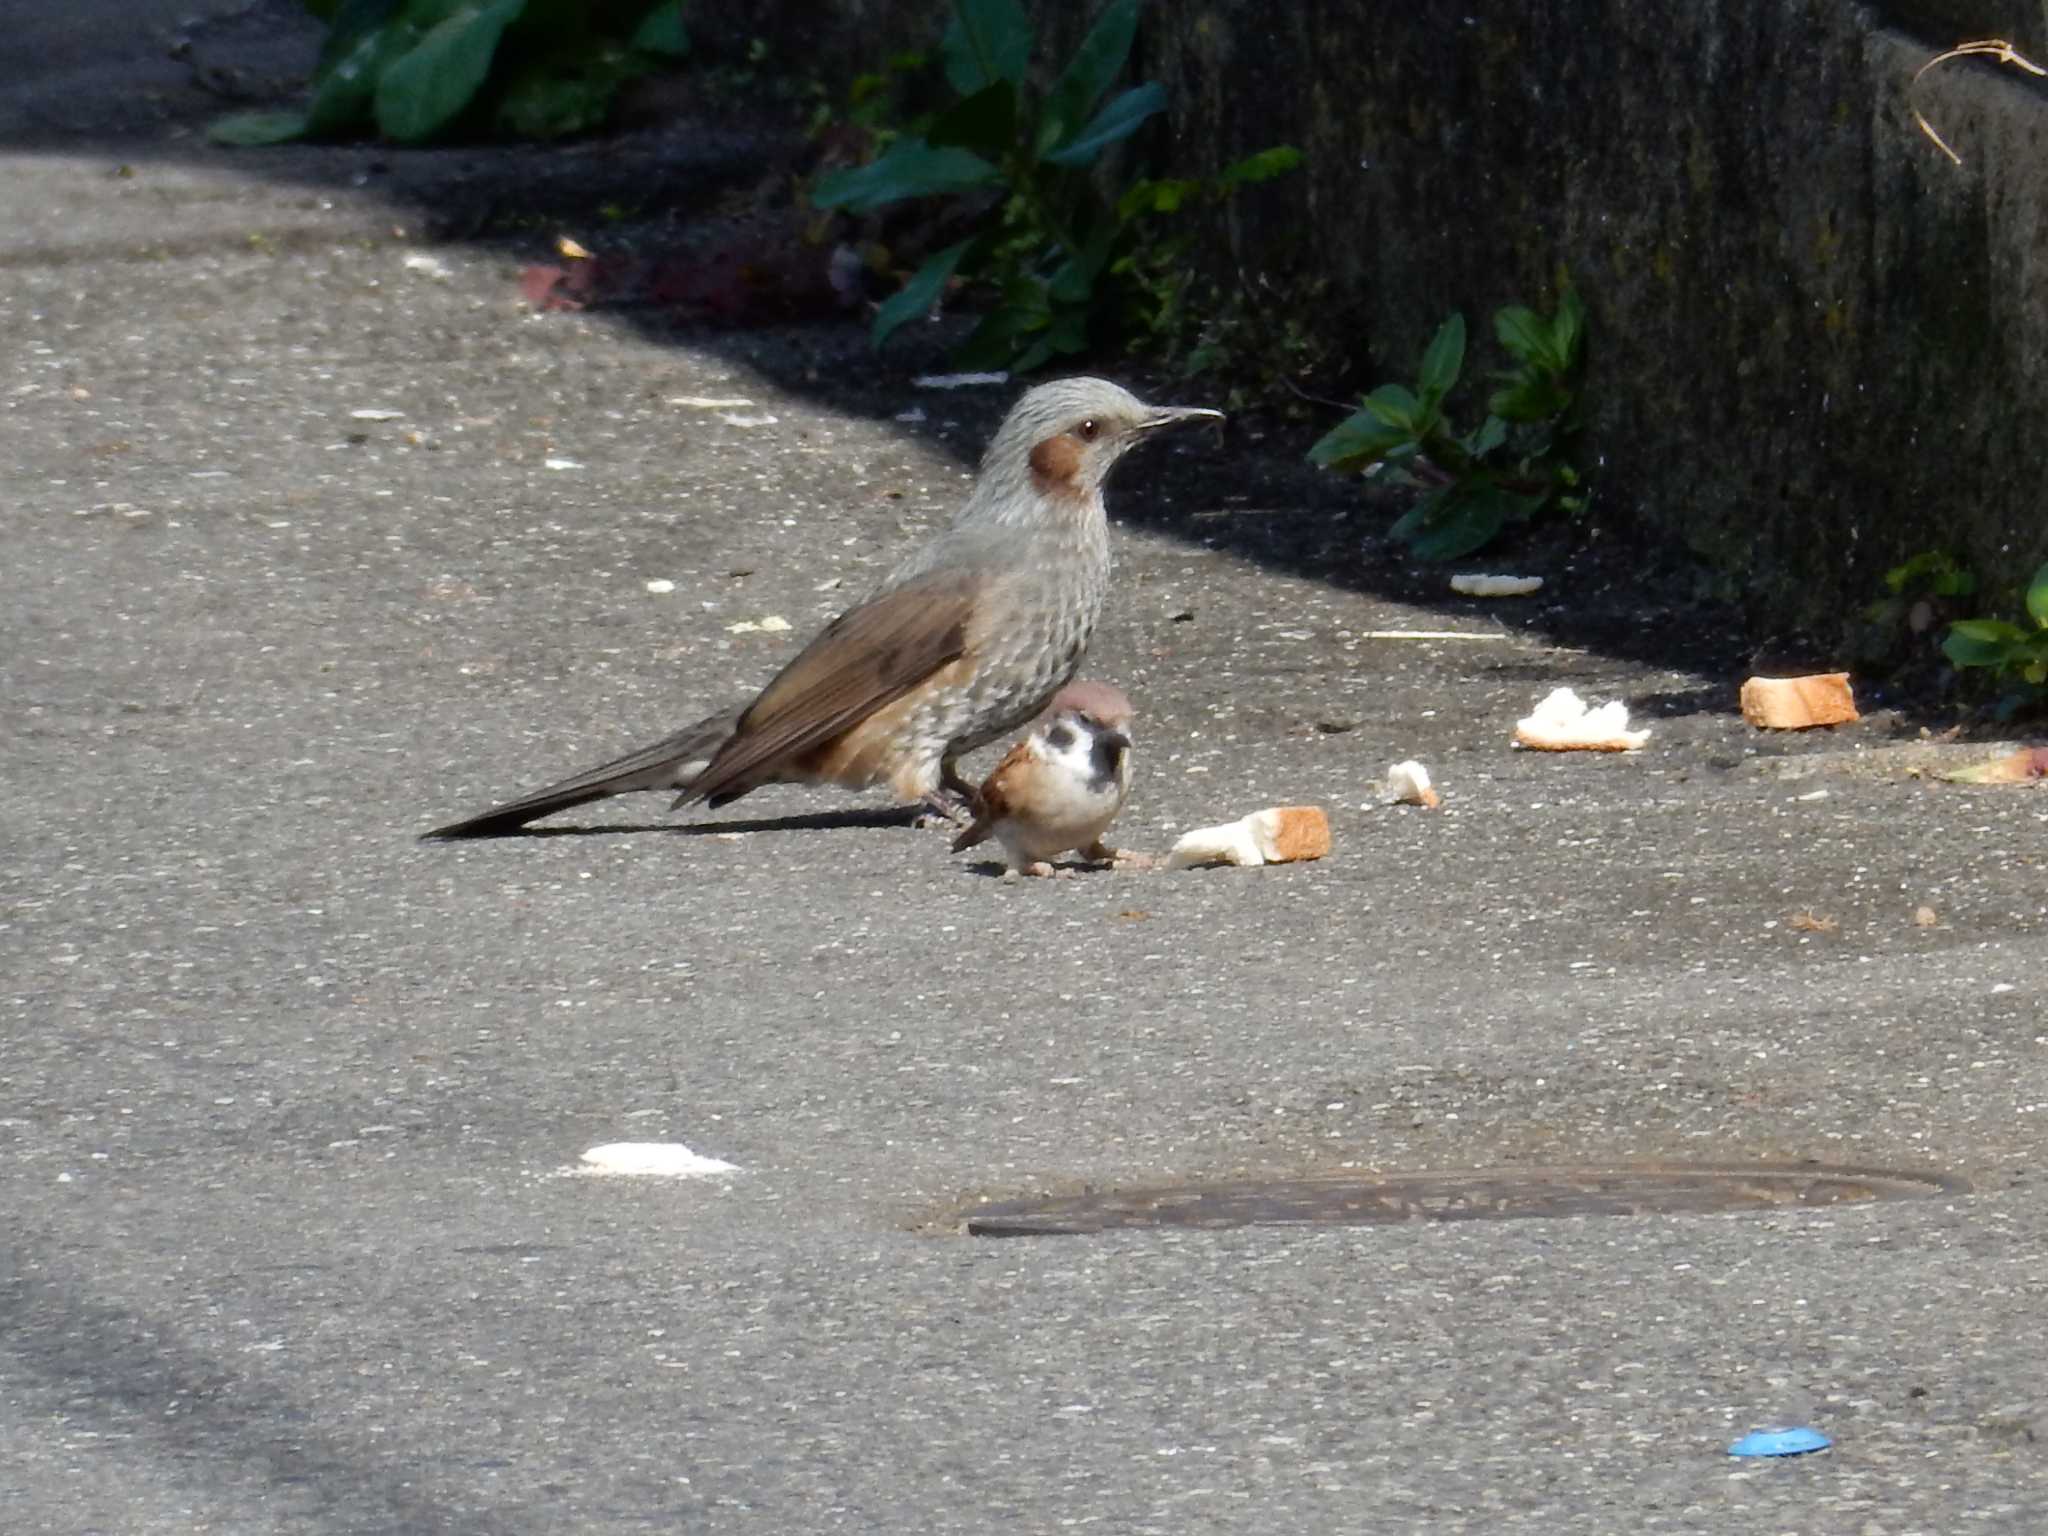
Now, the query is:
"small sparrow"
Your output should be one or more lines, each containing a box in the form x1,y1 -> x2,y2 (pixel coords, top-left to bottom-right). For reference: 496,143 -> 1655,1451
953,682 -> 1140,878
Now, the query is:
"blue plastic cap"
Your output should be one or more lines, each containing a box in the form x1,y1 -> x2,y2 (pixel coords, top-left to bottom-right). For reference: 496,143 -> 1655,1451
1729,1427 -> 1831,1458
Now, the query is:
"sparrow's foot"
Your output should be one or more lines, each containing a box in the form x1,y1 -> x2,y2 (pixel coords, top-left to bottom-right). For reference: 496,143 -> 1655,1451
1001,860 -> 1059,881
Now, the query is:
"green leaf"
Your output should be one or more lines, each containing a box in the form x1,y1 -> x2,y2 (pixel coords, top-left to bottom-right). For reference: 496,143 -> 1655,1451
1360,383 -> 1421,434
1307,411 -> 1410,470
1944,619 -> 2031,668
942,0 -> 1032,95
1048,228 -> 1114,305
1488,371 -> 1570,423
1465,414 -> 1508,458
1409,502 -> 1506,561
925,81 -> 1015,156
1406,484 -> 1544,562
954,299 -> 1048,369
1494,303 -> 1558,371
812,139 -> 1000,213
374,0 -> 527,143
208,110 -> 311,145
1884,550 -> 1973,597
1217,145 -> 1303,186
873,239 -> 974,349
1041,0 -> 1137,149
1018,304 -> 1091,371
630,0 -> 689,57
493,47 -> 631,139
303,16 -> 419,138
1044,81 -> 1165,166
1417,314 -> 1464,407
2026,561 -> 2048,628
315,0 -> 403,75
1551,283 -> 1586,369
1117,177 -> 1197,219
1387,492 -> 1442,543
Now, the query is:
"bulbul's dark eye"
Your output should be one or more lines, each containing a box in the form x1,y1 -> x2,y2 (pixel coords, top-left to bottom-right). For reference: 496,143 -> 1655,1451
1076,419 -> 1100,442
1045,724 -> 1075,751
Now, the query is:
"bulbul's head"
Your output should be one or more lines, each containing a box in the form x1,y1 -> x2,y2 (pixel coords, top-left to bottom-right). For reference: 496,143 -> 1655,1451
964,377 -> 1222,526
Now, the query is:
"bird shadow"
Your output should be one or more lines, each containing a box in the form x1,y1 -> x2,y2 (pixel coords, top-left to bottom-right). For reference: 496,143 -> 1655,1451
959,856 -> 1126,881
463,806 -> 932,839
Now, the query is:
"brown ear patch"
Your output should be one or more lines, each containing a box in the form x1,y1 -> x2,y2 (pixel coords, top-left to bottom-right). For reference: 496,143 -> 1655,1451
1028,432 -> 1084,497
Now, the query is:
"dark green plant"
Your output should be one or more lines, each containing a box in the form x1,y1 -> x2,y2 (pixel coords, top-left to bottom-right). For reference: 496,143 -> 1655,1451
1308,286 -> 1587,561
1942,560 -> 2048,713
812,0 -> 1298,372
210,0 -> 688,147
1866,549 -> 1976,632
1113,148 -> 1308,366
806,50 -> 928,142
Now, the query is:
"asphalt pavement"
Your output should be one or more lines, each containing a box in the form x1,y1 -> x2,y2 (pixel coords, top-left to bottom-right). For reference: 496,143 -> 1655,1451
5,6 -> 2048,1532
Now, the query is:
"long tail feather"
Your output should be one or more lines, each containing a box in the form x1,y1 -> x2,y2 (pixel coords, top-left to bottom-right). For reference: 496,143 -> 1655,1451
422,709 -> 741,839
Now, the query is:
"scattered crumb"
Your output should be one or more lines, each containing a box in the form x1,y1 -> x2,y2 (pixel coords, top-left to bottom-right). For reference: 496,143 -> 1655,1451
1383,760 -> 1440,808
1168,806 -> 1330,868
570,1143 -> 739,1178
1513,687 -> 1651,752
1450,573 -> 1544,597
1740,673 -> 1860,730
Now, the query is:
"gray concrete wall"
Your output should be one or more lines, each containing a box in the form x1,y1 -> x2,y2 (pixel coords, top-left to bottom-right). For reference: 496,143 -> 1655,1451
1137,2 -> 2048,636
732,2 -> 2048,637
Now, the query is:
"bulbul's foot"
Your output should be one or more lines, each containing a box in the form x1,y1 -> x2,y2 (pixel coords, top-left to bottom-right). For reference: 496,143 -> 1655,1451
915,791 -> 974,829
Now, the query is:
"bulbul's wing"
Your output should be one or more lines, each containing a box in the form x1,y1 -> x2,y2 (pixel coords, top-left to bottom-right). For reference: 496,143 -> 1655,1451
684,567 -> 980,806
950,738 -> 1032,853
421,708 -> 743,839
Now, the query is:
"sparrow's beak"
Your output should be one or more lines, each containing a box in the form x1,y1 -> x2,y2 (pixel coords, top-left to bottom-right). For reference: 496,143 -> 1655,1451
1098,729 -> 1132,756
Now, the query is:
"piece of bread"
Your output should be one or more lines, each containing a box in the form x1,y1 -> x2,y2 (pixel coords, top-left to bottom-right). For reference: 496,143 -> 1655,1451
1450,573 -> 1544,597
1513,687 -> 1651,752
1168,806 -> 1331,868
1248,806 -> 1331,862
1384,760 -> 1440,808
1739,673 -> 1859,730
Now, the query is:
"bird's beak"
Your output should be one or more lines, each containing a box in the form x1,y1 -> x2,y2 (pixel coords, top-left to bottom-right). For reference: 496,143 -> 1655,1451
1098,729 -> 1132,755
1138,404 -> 1224,434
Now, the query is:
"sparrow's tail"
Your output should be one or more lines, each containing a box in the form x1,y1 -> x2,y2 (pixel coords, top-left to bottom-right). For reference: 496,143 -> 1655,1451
949,813 -> 994,854
421,709 -> 742,839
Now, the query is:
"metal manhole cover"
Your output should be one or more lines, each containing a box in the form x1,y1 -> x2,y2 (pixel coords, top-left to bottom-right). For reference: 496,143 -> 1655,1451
963,1162 -> 1967,1237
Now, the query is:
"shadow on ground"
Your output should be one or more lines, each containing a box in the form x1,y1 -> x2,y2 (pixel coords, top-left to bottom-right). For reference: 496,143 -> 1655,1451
1,0 -> 1946,712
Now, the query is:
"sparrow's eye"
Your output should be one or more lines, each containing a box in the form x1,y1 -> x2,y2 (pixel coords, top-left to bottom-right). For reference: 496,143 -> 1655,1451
1044,723 -> 1076,751
1075,419 -> 1101,442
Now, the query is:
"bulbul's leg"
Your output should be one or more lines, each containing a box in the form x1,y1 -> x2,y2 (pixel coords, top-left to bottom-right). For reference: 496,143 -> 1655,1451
912,757 -> 980,826
916,793 -> 973,828
940,757 -> 983,812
